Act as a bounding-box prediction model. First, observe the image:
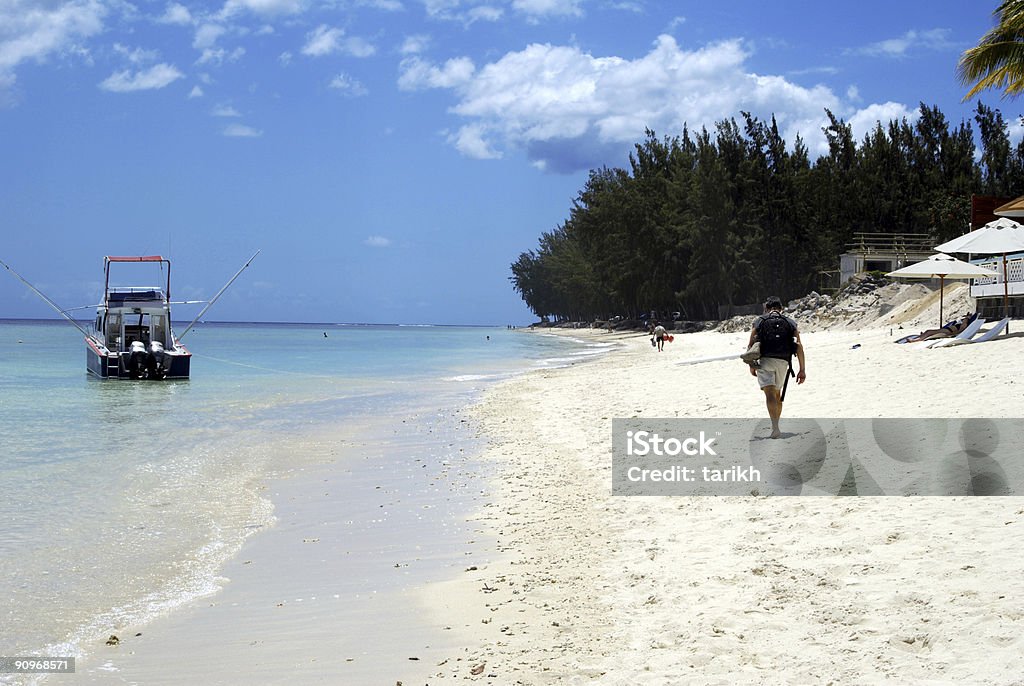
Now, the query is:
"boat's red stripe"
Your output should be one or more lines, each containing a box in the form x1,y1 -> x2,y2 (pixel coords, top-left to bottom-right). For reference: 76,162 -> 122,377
106,256 -> 165,262
85,337 -> 107,355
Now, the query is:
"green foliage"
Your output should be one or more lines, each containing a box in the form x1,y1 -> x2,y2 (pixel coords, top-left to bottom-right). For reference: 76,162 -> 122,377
957,1 -> 1024,100
510,103 -> 1024,321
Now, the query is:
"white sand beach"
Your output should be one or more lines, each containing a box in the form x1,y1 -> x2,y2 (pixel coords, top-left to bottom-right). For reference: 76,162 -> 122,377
421,288 -> 1024,684
71,284 -> 1024,685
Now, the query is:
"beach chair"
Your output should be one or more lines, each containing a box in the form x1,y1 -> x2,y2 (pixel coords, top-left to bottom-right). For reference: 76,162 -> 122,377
932,317 -> 1009,347
898,312 -> 978,345
966,317 -> 1010,343
927,317 -> 987,348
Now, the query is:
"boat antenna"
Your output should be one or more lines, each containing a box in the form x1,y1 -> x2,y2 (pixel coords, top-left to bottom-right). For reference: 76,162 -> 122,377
178,249 -> 261,340
0,257 -> 97,341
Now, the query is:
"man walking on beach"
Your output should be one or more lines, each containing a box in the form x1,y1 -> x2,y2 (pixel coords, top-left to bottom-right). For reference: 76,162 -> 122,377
747,296 -> 806,438
653,322 -> 667,351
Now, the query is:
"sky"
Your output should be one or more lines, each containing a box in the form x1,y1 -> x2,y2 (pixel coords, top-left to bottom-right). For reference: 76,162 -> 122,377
0,1 -> 1015,325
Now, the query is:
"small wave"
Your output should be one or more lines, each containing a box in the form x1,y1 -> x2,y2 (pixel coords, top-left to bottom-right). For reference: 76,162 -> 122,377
534,356 -> 580,368
445,373 -> 505,382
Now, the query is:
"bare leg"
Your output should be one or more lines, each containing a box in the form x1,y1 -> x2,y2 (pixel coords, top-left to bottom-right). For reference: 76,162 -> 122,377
763,386 -> 783,438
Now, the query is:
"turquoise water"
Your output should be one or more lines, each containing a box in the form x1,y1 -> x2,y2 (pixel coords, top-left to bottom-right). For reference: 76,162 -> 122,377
0,320 -> 607,679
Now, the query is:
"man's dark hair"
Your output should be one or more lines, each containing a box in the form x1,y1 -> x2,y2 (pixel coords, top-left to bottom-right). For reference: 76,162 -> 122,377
764,296 -> 783,310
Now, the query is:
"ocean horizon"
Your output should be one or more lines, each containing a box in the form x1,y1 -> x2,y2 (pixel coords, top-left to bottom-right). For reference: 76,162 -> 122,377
0,317 -> 524,328
0,319 -> 609,683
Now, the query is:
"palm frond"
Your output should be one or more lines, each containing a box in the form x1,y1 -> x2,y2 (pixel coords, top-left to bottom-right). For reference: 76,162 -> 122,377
959,1 -> 1024,99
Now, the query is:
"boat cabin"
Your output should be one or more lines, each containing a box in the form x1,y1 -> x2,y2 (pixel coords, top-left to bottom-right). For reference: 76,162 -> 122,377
95,289 -> 173,352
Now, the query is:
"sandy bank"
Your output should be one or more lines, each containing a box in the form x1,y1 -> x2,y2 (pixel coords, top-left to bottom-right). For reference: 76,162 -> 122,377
423,317 -> 1024,684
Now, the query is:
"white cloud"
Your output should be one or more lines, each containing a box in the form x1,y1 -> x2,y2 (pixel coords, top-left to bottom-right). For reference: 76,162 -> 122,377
113,43 -> 159,64
223,122 -> 263,137
343,37 -> 376,58
194,23 -> 226,50
423,0 -> 503,24
666,15 -> 685,32
329,72 -> 368,96
302,25 -> 375,58
400,34 -> 430,55
358,0 -> 403,9
851,28 -> 955,58
302,25 -> 344,56
398,55 -> 475,90
188,85 -> 204,98
220,0 -> 307,18
399,34 -> 925,172
99,63 -> 184,92
212,103 -> 241,116
196,46 -> 245,65
512,0 -> 582,18
448,123 -> 501,159
1009,117 -> 1024,146
848,101 -> 918,140
0,0 -> 107,88
364,235 -> 393,247
158,2 -> 193,25
466,5 -> 503,22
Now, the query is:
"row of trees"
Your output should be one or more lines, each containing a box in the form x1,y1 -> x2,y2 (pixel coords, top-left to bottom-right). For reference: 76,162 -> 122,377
510,103 -> 1024,321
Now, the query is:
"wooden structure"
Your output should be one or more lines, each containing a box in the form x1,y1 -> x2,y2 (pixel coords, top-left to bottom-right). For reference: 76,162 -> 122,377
839,233 -> 934,286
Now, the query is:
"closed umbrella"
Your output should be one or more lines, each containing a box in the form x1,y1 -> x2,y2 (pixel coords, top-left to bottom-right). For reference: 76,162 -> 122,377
935,217 -> 1024,331
887,253 -> 999,327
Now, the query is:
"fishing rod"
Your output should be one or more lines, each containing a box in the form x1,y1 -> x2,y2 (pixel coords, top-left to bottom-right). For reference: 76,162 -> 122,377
0,257 -> 97,341
178,249 -> 261,340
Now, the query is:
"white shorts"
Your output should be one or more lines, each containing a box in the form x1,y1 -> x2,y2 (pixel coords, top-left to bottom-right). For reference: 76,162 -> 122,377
756,357 -> 790,390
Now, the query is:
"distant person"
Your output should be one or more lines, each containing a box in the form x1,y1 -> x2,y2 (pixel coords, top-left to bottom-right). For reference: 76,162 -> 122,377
653,322 -> 667,352
747,296 -> 806,438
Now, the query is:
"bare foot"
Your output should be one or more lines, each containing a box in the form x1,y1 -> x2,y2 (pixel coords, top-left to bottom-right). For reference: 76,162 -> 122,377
770,428 -> 781,439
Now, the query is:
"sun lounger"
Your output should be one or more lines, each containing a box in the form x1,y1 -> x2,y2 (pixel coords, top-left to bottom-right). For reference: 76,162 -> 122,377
966,317 -> 1010,343
927,317 -> 987,348
931,317 -> 1009,347
897,312 -> 978,345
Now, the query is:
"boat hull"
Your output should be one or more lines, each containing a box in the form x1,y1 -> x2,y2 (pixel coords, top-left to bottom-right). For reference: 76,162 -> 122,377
85,339 -> 191,380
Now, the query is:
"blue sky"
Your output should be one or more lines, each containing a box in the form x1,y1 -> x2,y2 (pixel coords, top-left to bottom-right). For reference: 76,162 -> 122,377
0,0 -> 1012,325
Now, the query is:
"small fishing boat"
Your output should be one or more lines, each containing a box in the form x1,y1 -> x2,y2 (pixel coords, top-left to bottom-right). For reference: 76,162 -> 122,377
86,256 -> 190,379
1,251 -> 259,380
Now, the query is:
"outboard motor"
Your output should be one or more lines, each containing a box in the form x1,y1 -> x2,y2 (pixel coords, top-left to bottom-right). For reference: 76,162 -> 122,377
127,340 -> 148,379
147,341 -> 170,380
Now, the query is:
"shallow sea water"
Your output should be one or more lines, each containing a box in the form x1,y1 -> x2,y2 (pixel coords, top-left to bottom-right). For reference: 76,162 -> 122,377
0,320 -> 609,681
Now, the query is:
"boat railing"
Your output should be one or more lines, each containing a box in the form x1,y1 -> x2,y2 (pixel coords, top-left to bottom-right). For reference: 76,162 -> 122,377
107,288 -> 167,305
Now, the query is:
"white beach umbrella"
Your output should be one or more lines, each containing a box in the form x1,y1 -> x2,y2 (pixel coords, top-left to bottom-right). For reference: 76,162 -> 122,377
993,196 -> 1024,217
935,216 -> 1024,254
934,217 -> 1024,330
887,253 -> 999,327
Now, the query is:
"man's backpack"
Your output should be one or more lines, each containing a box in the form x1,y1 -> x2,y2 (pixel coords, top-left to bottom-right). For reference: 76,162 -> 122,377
757,312 -> 796,360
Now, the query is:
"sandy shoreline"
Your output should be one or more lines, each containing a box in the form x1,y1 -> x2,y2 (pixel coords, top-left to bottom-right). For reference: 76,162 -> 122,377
421,315 -> 1024,683
67,406 -> 490,685
62,299 -> 1024,684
